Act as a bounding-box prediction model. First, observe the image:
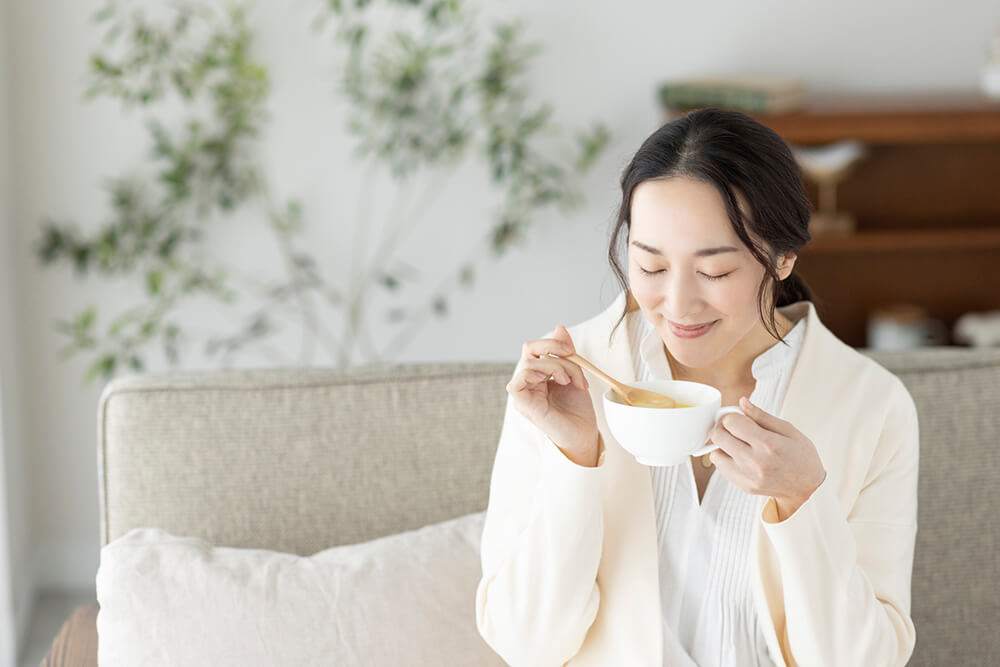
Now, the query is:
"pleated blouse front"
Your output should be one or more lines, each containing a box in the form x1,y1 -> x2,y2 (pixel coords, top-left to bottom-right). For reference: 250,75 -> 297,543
628,309 -> 806,667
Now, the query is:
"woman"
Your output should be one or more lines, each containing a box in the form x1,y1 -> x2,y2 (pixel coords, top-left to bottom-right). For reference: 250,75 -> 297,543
475,109 -> 919,667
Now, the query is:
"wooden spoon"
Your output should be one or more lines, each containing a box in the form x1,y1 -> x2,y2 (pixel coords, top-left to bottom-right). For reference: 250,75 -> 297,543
564,352 -> 677,408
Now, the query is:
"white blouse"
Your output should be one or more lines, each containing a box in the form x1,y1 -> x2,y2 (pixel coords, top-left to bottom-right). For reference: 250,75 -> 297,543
628,308 -> 806,667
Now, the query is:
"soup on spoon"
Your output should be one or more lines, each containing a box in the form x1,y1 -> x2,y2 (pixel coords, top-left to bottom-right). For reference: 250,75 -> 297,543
561,353 -> 689,408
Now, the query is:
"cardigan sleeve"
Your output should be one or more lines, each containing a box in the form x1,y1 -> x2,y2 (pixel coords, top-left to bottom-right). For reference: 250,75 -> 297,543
758,377 -> 919,667
475,379 -> 607,666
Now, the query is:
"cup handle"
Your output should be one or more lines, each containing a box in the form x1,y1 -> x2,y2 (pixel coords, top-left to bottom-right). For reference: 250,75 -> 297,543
690,406 -> 744,457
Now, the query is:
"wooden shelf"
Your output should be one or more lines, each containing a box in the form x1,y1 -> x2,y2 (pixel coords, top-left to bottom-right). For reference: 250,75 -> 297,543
747,92 -> 1000,145
803,227 -> 1000,253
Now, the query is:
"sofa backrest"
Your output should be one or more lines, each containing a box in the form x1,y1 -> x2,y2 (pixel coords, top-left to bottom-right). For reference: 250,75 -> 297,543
98,363 -> 514,556
98,347 -> 1000,666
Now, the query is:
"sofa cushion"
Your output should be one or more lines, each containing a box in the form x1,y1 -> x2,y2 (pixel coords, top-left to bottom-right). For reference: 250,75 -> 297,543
95,511 -> 503,666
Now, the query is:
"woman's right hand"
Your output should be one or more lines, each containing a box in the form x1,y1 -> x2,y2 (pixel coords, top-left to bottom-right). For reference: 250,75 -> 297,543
506,325 -> 600,467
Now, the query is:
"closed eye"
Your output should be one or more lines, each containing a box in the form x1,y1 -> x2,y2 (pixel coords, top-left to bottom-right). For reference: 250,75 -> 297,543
638,267 -> 733,281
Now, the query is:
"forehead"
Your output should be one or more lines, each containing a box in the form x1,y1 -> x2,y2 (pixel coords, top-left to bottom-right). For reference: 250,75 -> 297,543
629,177 -> 742,248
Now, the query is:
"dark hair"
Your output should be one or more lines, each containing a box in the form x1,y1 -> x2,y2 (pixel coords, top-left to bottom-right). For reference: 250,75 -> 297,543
608,107 -> 813,345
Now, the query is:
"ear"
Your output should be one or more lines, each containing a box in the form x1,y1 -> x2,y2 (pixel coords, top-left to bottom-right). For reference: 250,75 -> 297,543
776,252 -> 797,280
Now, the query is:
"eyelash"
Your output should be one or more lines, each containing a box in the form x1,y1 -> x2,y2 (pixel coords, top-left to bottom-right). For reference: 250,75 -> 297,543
638,267 -> 731,281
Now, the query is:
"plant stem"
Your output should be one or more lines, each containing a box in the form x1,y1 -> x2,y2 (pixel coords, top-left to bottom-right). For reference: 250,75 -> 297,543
339,157 -> 380,367
350,157 -> 379,288
377,231 -> 490,359
369,165 -> 457,279
246,190 -> 344,362
343,165 -> 458,366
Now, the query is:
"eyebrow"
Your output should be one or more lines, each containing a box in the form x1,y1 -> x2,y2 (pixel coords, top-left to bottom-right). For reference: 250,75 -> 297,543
630,240 -> 740,257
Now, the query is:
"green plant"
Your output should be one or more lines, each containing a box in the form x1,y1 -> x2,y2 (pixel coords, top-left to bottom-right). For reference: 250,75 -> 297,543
37,0 -> 609,382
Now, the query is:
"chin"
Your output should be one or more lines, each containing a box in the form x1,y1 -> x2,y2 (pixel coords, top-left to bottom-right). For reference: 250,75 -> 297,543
668,348 -> 718,370
662,328 -> 731,370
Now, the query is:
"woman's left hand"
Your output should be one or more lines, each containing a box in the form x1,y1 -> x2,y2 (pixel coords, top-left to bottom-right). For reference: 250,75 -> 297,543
709,396 -> 827,521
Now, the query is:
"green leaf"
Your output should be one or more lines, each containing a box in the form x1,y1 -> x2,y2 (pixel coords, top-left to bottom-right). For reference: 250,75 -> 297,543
458,264 -> 474,288
292,254 -> 314,271
575,123 -> 611,172
90,55 -> 122,77
57,344 -> 80,361
165,340 -> 180,364
247,313 -> 269,336
92,5 -> 114,23
72,246 -> 92,272
147,269 -> 164,295
77,307 -> 97,334
36,225 -> 65,264
53,319 -> 76,335
85,355 -> 117,384
490,220 -> 519,254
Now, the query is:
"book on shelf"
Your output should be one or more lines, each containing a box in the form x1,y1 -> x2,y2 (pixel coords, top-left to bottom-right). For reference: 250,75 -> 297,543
658,76 -> 806,114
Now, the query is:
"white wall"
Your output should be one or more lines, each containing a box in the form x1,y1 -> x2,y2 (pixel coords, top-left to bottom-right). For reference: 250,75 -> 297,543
9,0 -> 1000,591
1,0 -> 34,659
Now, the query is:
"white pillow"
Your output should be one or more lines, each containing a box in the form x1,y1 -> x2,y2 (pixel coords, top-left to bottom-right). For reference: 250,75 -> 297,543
95,511 -> 504,667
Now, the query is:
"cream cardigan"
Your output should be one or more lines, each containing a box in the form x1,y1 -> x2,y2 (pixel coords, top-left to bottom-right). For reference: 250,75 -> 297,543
476,293 -> 919,667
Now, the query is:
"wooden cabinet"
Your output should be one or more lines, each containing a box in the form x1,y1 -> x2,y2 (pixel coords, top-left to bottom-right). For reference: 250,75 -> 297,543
746,94 -> 1000,347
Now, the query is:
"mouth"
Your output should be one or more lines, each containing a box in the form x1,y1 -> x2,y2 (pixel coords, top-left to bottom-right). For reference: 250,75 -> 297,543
668,319 -> 718,338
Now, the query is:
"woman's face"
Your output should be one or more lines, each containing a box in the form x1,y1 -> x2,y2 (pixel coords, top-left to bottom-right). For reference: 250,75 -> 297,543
627,176 -> 790,371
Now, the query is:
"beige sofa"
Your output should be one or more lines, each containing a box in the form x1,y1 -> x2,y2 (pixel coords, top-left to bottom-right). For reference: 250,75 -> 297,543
44,349 -> 1000,665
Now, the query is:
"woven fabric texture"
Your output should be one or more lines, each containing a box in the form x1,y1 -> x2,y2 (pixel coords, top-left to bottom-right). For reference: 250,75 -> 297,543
99,363 -> 514,555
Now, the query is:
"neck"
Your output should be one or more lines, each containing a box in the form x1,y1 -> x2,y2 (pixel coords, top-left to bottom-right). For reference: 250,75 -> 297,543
666,311 -> 795,389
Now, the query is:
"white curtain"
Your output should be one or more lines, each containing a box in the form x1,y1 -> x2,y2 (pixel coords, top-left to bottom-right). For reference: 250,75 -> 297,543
0,0 -> 22,662
0,385 -> 16,665
0,117 -> 17,667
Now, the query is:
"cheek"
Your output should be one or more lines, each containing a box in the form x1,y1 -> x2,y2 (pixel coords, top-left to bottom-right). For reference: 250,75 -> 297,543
712,273 -> 764,315
627,267 -> 658,305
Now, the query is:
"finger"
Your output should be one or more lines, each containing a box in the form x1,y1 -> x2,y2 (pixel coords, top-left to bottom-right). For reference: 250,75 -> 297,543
552,325 -> 577,354
710,422 -> 752,458
522,334 -> 573,361
509,357 -> 565,393
718,412 -> 772,448
522,357 -> 583,388
738,396 -> 798,437
506,366 -> 551,393
547,355 -> 590,390
709,449 -> 752,492
708,446 -> 735,471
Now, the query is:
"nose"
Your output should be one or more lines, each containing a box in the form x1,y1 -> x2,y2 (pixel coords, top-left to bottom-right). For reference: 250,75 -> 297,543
665,271 -> 702,321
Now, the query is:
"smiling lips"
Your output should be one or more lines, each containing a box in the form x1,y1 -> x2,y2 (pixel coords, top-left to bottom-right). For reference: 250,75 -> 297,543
668,320 -> 718,338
